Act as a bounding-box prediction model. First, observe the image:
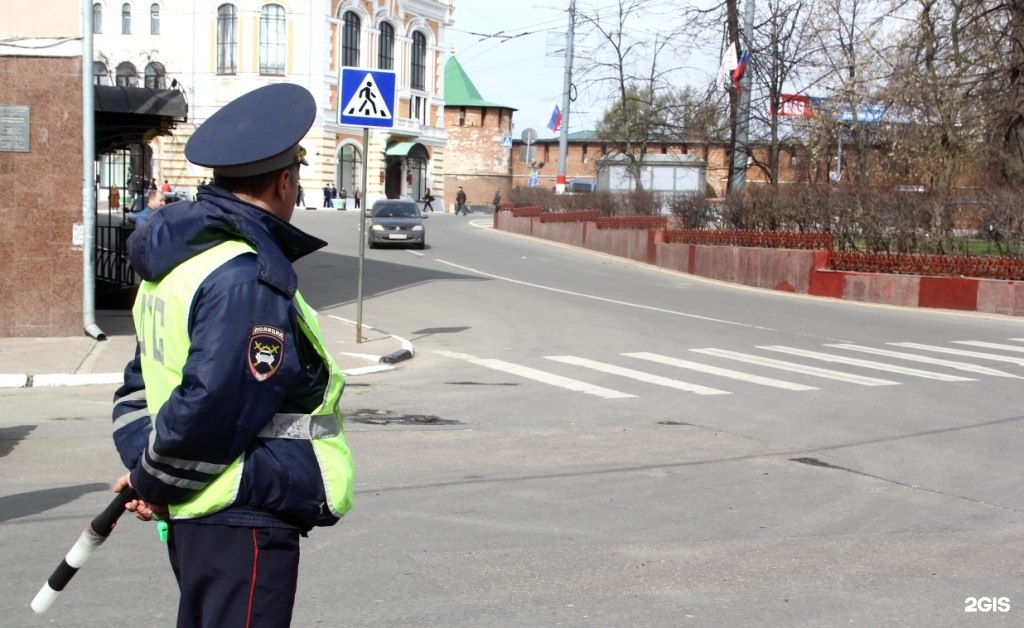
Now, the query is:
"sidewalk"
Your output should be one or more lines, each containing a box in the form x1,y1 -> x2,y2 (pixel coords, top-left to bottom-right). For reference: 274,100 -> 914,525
0,310 -> 413,389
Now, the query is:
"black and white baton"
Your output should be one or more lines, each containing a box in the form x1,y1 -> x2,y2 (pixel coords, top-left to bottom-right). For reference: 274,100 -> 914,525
31,488 -> 137,613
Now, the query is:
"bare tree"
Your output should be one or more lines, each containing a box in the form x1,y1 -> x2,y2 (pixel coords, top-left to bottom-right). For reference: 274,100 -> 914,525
577,0 -> 691,191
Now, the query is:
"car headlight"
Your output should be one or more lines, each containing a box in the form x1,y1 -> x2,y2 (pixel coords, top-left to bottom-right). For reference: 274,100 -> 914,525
370,224 -> 384,231
411,225 -> 424,231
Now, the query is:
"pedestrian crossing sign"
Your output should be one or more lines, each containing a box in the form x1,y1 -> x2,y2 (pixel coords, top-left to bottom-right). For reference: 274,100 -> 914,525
339,68 -> 396,129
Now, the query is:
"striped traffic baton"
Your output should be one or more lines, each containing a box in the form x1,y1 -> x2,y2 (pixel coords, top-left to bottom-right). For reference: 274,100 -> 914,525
31,488 -> 137,613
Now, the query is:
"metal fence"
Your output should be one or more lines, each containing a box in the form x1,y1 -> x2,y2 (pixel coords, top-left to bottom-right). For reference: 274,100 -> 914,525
95,224 -> 138,289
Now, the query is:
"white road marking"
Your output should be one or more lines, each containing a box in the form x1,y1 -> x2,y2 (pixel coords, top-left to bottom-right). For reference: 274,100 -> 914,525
438,351 -> 634,399
433,259 -> 777,331
546,355 -> 731,395
624,352 -> 815,391
759,346 -> 974,382
890,343 -> 1024,366
691,348 -> 898,386
826,344 -> 1021,378
953,340 -> 1024,353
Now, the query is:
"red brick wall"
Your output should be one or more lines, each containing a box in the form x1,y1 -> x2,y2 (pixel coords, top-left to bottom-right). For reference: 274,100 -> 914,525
0,56 -> 84,336
443,106 -> 514,211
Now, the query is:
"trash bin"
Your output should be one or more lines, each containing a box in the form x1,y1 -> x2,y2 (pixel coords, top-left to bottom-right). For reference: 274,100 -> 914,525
332,198 -> 347,210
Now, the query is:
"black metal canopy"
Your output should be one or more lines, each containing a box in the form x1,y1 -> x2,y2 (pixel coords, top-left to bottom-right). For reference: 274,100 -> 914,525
94,85 -> 187,155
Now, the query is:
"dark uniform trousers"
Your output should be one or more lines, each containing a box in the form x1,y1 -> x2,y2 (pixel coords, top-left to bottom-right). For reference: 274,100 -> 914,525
167,522 -> 300,628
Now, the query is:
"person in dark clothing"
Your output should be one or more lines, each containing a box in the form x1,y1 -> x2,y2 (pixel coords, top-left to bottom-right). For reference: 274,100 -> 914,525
455,186 -> 468,215
422,187 -> 435,212
111,83 -> 354,628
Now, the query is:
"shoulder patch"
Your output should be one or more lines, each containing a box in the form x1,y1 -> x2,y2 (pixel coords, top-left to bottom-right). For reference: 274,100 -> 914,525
248,324 -> 285,381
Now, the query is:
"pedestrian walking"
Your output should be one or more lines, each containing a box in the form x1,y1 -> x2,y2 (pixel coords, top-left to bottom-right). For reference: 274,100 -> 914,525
455,186 -> 468,215
492,188 -> 502,212
323,183 -> 331,208
110,83 -> 354,628
354,187 -> 361,210
422,187 -> 435,212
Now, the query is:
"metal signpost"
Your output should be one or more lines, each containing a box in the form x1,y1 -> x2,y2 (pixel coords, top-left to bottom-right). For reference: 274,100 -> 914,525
339,68 -> 396,342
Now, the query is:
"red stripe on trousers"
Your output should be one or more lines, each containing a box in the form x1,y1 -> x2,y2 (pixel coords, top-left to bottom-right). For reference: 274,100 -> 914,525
246,528 -> 260,628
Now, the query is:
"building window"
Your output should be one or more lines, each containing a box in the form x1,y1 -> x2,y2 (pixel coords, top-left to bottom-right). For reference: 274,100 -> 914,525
378,22 -> 394,70
150,4 -> 160,35
410,95 -> 427,125
342,11 -> 360,67
93,3 -> 102,34
121,3 -> 131,35
145,62 -> 166,89
340,144 -> 363,192
459,107 -> 465,127
93,61 -> 110,85
410,31 -> 426,90
116,62 -> 139,87
217,4 -> 238,75
260,4 -> 286,76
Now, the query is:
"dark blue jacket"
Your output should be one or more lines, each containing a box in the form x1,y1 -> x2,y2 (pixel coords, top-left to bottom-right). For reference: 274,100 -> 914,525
112,186 -> 338,530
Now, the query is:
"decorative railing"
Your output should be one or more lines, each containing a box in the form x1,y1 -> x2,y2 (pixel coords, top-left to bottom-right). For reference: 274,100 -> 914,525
663,229 -> 834,250
828,250 -> 1024,281
537,210 -> 601,223
595,216 -> 668,230
95,225 -> 138,288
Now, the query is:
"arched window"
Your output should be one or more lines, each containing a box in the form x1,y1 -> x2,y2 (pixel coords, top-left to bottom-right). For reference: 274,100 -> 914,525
121,3 -> 131,35
93,61 -> 111,85
342,11 -> 360,67
410,31 -> 426,91
92,3 -> 102,34
378,22 -> 394,70
340,144 -> 362,193
260,4 -> 286,75
217,4 -> 238,75
150,3 -> 160,35
116,61 -> 139,87
145,61 -> 166,89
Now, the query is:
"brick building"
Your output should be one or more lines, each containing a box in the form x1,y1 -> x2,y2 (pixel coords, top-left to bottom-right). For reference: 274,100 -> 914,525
442,55 -> 515,212
513,132 -> 836,196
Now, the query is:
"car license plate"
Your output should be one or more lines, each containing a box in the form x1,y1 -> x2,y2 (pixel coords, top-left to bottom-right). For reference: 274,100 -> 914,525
388,234 -> 408,240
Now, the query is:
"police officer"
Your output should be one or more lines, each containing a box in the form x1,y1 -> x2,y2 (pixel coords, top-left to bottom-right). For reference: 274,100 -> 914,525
110,83 -> 354,627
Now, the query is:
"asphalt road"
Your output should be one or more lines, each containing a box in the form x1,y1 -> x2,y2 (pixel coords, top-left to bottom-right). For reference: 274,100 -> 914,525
2,209 -> 1023,626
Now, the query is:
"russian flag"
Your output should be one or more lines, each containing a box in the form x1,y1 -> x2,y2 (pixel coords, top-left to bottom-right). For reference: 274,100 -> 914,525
731,50 -> 749,94
546,103 -> 562,132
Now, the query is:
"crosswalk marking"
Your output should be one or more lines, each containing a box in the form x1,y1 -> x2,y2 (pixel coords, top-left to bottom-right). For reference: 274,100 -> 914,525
759,346 -> 975,382
466,357 -> 635,399
890,343 -> 1024,366
546,356 -> 731,395
826,344 -> 1021,378
691,348 -> 899,386
953,340 -> 1024,354
624,352 -> 816,391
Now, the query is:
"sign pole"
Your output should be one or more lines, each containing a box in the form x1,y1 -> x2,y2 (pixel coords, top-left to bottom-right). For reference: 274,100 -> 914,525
356,126 -> 369,343
338,68 -> 396,344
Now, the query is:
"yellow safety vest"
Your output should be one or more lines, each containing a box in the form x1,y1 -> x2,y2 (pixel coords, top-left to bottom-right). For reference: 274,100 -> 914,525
133,240 -> 353,521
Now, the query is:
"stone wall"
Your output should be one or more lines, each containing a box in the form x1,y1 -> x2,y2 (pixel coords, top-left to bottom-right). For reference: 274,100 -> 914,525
0,56 -> 84,336
443,106 -> 512,212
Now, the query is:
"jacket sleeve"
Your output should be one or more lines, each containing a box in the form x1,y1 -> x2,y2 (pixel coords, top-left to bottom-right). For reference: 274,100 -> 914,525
130,256 -> 303,505
112,343 -> 151,470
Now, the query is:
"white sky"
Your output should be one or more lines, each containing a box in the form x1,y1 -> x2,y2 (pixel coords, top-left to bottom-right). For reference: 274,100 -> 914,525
445,0 -> 722,140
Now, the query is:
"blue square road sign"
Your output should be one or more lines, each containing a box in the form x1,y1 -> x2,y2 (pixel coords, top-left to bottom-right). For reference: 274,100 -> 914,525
339,69 -> 397,129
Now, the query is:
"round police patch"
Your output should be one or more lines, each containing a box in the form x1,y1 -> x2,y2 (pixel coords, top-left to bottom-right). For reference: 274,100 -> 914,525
248,325 -> 285,382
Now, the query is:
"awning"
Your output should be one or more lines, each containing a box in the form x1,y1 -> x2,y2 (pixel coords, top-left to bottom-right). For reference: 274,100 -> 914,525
94,85 -> 188,155
385,141 -> 430,160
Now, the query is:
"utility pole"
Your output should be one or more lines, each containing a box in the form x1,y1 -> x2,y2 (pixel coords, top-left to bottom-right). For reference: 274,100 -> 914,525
728,0 -> 754,193
556,0 -> 576,194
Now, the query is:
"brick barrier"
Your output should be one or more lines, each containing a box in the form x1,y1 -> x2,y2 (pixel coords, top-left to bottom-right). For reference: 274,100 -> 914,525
495,213 -> 1024,316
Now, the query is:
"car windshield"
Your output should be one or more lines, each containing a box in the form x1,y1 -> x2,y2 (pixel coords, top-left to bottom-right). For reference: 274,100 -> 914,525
373,204 -> 418,218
